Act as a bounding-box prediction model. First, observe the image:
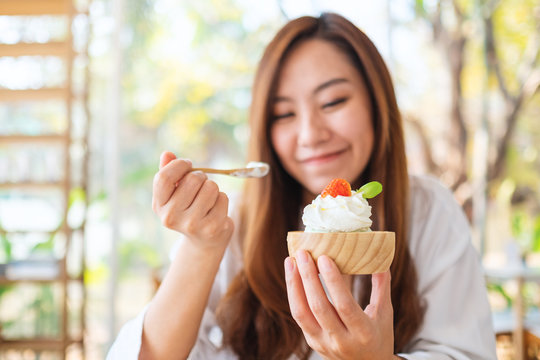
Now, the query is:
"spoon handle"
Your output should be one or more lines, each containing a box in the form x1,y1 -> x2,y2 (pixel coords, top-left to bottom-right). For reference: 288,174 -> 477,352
191,167 -> 240,175
190,162 -> 269,178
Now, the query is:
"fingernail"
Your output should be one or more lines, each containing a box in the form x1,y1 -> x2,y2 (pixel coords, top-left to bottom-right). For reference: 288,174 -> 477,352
318,255 -> 332,272
296,250 -> 309,264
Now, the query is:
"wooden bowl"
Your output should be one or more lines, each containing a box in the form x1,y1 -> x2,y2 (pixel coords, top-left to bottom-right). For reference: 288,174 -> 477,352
287,231 -> 395,274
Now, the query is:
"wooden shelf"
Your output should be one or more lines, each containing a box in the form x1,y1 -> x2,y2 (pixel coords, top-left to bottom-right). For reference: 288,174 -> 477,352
0,88 -> 68,102
0,181 -> 66,190
0,275 -> 83,286
0,259 -> 61,283
0,42 -> 70,57
0,134 -> 67,143
0,0 -> 71,16
0,337 -> 82,351
0,2 -> 89,356
0,230 -> 58,235
0,277 -> 60,285
0,257 -> 83,285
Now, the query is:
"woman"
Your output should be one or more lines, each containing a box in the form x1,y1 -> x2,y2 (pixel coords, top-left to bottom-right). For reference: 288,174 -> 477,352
108,13 -> 496,359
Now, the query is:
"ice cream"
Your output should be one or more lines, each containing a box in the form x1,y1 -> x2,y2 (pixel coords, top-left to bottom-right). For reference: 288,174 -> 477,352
303,178 -> 381,232
287,178 -> 394,274
302,191 -> 372,232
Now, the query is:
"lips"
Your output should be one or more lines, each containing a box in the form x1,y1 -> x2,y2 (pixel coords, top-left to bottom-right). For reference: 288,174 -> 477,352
299,149 -> 348,165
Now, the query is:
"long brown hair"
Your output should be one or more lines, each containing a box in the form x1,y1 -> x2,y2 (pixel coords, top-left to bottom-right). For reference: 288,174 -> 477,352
216,13 -> 424,359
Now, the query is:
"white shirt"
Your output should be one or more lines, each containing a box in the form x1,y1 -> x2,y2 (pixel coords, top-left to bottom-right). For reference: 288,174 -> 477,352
107,175 -> 497,359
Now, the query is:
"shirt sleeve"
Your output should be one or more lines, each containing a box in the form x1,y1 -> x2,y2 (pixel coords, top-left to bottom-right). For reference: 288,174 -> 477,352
397,176 -> 497,360
106,304 -> 149,360
105,235 -> 243,360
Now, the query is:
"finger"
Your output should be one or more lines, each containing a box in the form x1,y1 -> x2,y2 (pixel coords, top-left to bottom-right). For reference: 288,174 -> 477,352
317,255 -> 366,329
284,256 -> 321,336
203,192 -> 229,223
159,151 -> 177,169
152,160 -> 195,208
365,271 -> 392,319
158,172 -> 207,230
204,193 -> 235,240
189,179 -> 220,219
165,171 -> 207,211
295,250 -> 345,335
370,271 -> 391,308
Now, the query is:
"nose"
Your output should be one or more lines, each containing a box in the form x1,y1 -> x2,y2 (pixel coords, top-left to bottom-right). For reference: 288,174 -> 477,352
297,108 -> 330,147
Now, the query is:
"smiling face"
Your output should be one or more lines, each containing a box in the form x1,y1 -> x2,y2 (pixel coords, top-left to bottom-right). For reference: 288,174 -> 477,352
270,39 -> 374,201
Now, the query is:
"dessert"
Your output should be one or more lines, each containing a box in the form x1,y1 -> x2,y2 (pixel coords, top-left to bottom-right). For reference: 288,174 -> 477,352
287,179 -> 395,274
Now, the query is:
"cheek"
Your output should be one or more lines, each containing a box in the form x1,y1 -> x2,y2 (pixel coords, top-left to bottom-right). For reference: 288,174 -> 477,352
335,119 -> 372,144
334,114 -> 374,157
353,123 -> 374,151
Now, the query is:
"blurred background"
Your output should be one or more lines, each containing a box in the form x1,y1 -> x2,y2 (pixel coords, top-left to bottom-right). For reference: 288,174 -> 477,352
0,0 -> 539,359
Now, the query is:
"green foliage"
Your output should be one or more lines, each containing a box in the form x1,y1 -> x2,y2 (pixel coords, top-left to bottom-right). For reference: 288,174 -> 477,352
414,0 -> 426,18
413,0 -> 540,224
119,241 -> 161,277
0,231 -> 11,263
0,285 -> 60,338
103,1 -> 284,295
506,146 -> 540,188
122,162 -> 158,187
85,262 -> 108,285
30,231 -> 56,254
0,187 -> 88,338
534,217 -> 540,251
487,282 -> 512,308
28,286 -> 59,337
0,216 -> 10,263
492,0 -> 539,93
0,221 -> 14,302
511,211 -> 540,253
0,276 -> 13,310
120,0 -> 280,169
68,187 -> 86,209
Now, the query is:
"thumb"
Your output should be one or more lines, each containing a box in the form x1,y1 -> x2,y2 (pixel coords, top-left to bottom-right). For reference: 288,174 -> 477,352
159,151 -> 177,169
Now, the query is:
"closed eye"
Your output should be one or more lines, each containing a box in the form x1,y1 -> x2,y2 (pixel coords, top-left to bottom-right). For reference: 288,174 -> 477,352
322,97 -> 347,109
272,112 -> 294,121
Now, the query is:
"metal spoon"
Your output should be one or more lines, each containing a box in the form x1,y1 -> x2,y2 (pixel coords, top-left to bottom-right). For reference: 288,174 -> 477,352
191,161 -> 270,178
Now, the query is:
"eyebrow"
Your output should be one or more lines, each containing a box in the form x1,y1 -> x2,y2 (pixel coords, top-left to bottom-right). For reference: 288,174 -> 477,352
314,77 -> 349,93
274,77 -> 350,103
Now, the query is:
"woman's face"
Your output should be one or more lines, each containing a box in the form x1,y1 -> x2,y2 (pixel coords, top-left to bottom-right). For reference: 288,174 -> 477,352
270,39 -> 374,199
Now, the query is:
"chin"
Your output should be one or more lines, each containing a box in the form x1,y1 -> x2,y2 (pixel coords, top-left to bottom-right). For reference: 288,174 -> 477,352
304,177 -> 334,195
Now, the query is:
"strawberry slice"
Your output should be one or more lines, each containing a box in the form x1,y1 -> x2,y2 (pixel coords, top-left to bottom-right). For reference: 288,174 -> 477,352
321,178 -> 352,198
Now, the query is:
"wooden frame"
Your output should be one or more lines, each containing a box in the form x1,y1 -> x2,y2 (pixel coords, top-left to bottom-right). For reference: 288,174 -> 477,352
0,0 -> 70,16
0,42 -> 69,57
0,338 -> 83,351
0,0 -> 89,358
0,88 -> 69,102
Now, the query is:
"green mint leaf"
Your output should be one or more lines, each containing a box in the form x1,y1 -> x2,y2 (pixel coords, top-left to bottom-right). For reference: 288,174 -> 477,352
359,181 -> 382,199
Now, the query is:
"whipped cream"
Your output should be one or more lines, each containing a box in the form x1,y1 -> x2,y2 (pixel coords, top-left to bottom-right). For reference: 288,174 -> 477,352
302,191 -> 372,232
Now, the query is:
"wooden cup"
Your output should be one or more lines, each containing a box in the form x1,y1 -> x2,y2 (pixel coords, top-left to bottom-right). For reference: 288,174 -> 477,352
287,231 -> 395,274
